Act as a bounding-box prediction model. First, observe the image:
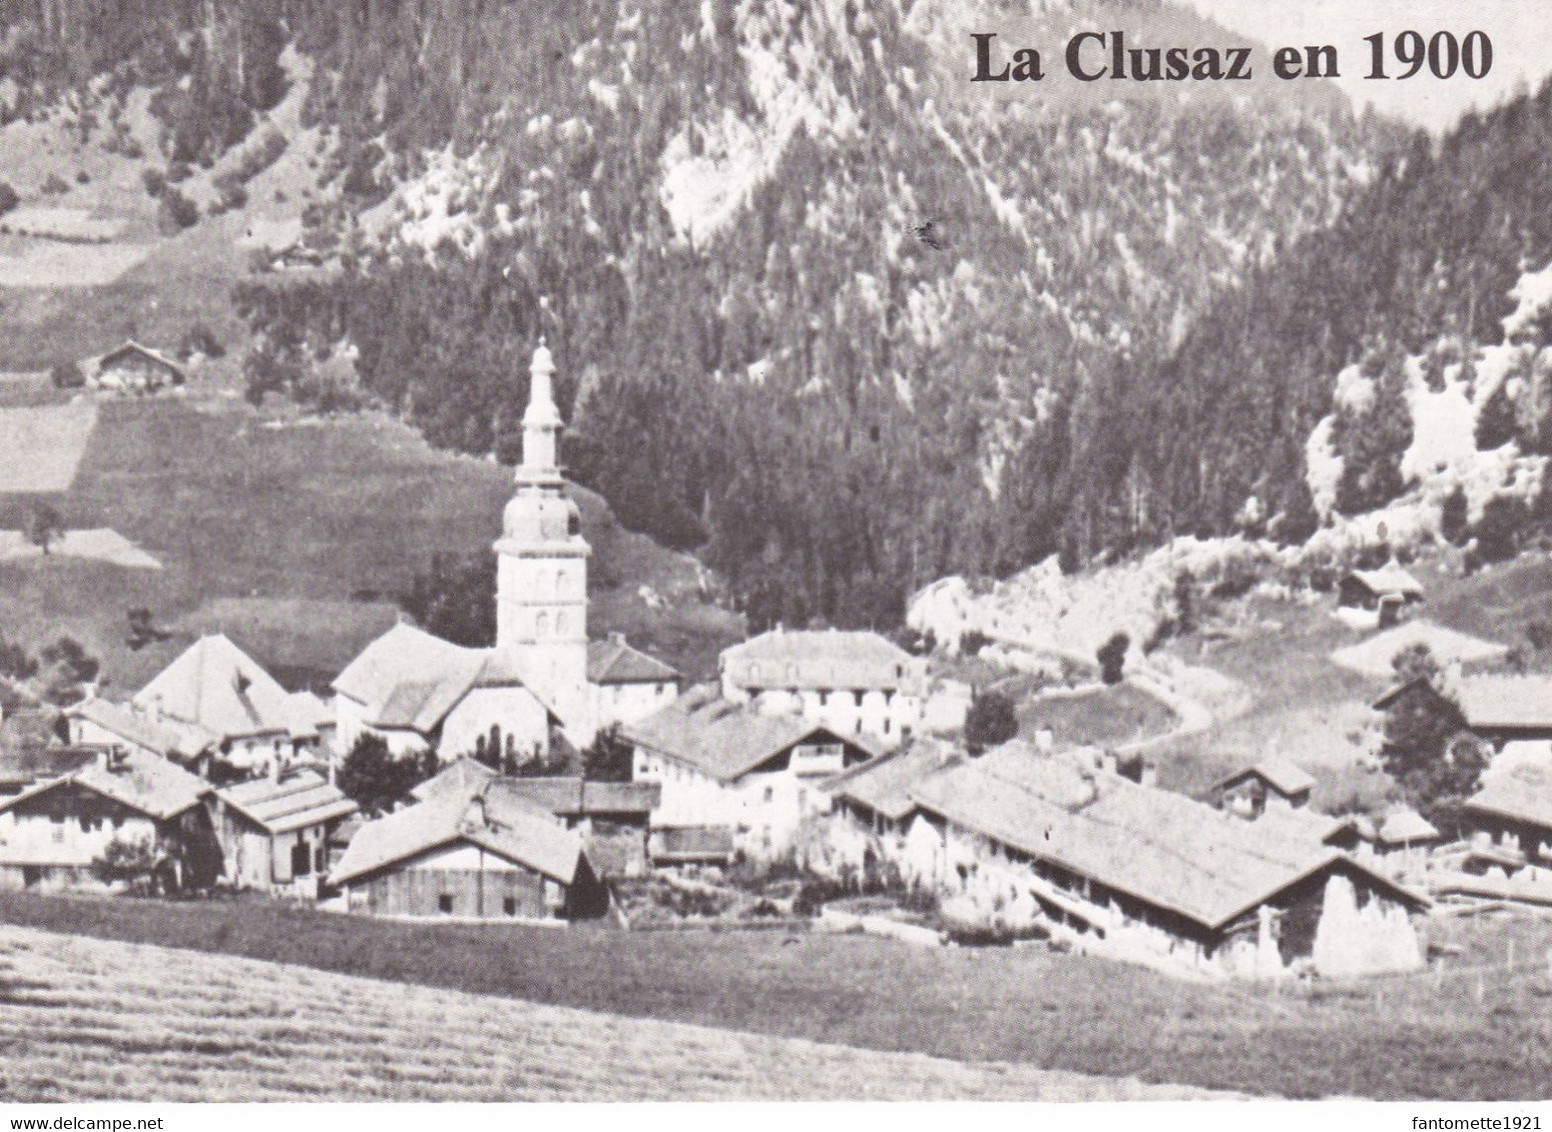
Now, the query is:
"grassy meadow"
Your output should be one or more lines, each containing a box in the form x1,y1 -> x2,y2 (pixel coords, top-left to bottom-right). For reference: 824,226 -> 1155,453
0,923 -> 1233,1101
3,890 -> 1552,1100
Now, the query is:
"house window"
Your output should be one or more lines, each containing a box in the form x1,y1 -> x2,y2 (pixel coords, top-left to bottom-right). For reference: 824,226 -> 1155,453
504,896 -> 518,917
763,785 -> 775,804
291,841 -> 312,877
438,894 -> 454,915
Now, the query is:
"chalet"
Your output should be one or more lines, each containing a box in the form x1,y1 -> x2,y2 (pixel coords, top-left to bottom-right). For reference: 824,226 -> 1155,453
588,633 -> 682,730
411,758 -> 660,878
1374,675 -> 1552,750
1338,565 -> 1424,623
329,783 -> 608,920
820,738 -> 960,883
1351,808 -> 1440,882
0,746 -> 97,797
719,628 -> 925,747
90,341 -> 185,395
332,623 -> 556,762
1212,756 -> 1316,817
625,685 -> 878,864
854,742 -> 1427,979
1463,762 -> 1552,868
0,746 -> 218,892
214,770 -> 358,897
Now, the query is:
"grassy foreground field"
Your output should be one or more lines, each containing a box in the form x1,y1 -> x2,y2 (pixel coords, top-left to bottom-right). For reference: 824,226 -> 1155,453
3,892 -> 1552,1100
0,924 -> 1230,1101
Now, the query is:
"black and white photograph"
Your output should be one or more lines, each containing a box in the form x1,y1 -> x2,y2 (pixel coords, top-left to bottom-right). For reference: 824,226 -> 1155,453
1,0 -> 1551,1111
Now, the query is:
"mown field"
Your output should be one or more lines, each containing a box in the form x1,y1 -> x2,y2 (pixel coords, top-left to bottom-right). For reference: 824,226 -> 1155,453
3,891 -> 1552,1100
0,394 -> 741,690
0,924 -> 1231,1101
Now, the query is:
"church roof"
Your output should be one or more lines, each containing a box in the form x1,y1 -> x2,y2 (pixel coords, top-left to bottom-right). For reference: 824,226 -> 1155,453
721,628 -> 917,692
587,636 -> 679,685
332,624 -> 547,736
330,779 -> 585,887
133,634 -> 308,742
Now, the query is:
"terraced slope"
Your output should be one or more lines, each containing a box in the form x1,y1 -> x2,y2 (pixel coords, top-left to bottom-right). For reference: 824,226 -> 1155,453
0,926 -> 1230,1102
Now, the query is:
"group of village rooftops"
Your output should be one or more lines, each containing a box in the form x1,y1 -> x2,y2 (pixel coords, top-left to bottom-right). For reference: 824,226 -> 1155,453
3,344 -> 1550,981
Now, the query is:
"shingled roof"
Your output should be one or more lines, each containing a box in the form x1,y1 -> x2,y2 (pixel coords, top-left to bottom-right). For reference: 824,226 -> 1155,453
1467,762 -> 1552,832
721,628 -> 917,692
330,783 -> 585,887
823,738 -> 959,821
218,770 -> 358,835
1456,676 -> 1552,731
133,634 -> 314,742
624,686 -> 867,781
411,758 -> 659,816
1213,756 -> 1316,799
0,747 -> 211,822
67,696 -> 217,761
1345,566 -> 1424,598
333,624 -> 544,736
909,744 -> 1425,932
587,635 -> 680,685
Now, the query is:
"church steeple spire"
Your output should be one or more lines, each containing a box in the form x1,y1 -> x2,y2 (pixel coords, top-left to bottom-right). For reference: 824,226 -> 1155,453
517,338 -> 564,488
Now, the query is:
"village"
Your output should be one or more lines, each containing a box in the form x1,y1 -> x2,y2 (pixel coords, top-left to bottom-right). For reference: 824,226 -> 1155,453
4,340 -> 1552,989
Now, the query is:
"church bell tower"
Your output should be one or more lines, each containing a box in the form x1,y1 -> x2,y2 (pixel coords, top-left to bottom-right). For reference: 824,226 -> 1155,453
495,341 -> 591,727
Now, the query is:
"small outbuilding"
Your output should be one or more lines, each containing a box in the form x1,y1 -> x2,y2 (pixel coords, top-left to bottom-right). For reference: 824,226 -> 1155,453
1338,566 -> 1424,624
214,769 -> 358,896
90,341 -> 185,395
1212,756 -> 1316,817
329,784 -> 608,920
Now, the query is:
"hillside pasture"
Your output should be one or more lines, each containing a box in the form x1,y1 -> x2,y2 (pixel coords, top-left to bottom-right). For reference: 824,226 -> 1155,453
0,924 -> 1230,1102
1018,682 -> 1176,749
5,891 -> 1552,1099
0,400 -> 97,492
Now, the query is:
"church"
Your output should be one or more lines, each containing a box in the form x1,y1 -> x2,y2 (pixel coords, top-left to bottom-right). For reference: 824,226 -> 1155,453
332,343 -> 680,764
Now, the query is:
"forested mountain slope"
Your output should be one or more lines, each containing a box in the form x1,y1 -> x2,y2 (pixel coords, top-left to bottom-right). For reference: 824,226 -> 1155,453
3,0 -> 1405,627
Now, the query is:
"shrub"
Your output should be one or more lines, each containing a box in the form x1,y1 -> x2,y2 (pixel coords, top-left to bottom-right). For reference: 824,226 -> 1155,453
180,323 -> 225,359
49,360 -> 85,389
41,172 -> 69,194
1097,632 -> 1129,685
157,187 -> 198,233
75,168 -> 90,184
964,689 -> 1018,754
141,168 -> 166,198
959,629 -> 992,656
0,180 -> 17,216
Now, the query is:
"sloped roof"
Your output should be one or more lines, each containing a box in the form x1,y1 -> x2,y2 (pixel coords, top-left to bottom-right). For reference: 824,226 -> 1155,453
491,776 -> 660,817
823,738 -> 959,821
909,744 -> 1425,931
330,784 -> 584,887
1375,808 -> 1440,845
721,628 -> 916,691
67,696 -> 217,760
1213,756 -> 1316,798
623,686 -> 859,781
0,746 -> 98,787
168,597 -> 403,687
217,770 -> 358,835
587,636 -> 680,685
96,340 -> 185,380
333,624 -> 543,736
1345,566 -> 1424,597
1467,762 -> 1552,831
133,634 -> 303,741
1456,676 -> 1552,731
409,756 -> 497,803
0,747 -> 210,821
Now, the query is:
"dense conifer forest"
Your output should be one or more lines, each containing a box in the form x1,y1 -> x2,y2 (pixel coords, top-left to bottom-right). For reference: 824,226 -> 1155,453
14,0 -> 1551,629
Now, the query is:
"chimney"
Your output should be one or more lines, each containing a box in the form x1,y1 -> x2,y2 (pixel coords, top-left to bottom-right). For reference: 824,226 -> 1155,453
1139,760 -> 1158,789
1098,748 -> 1118,776
1034,728 -> 1054,754
608,631 -> 625,645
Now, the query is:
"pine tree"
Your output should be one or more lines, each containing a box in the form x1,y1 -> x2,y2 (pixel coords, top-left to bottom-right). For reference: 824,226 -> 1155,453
1475,380 -> 1518,450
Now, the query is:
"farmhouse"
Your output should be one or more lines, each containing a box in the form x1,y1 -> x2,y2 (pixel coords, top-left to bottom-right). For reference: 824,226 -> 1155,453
329,781 -> 608,920
214,769 -> 358,896
1375,674 -> 1552,750
1338,565 -> 1424,622
1212,756 -> 1316,816
89,340 -> 185,395
1463,762 -> 1552,868
412,757 -> 660,878
588,633 -> 682,729
837,741 -> 1426,979
331,343 -> 680,760
626,685 -> 877,865
0,746 -> 218,892
820,737 -> 960,882
719,628 -> 925,747
129,634 -> 329,770
67,696 -> 218,764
